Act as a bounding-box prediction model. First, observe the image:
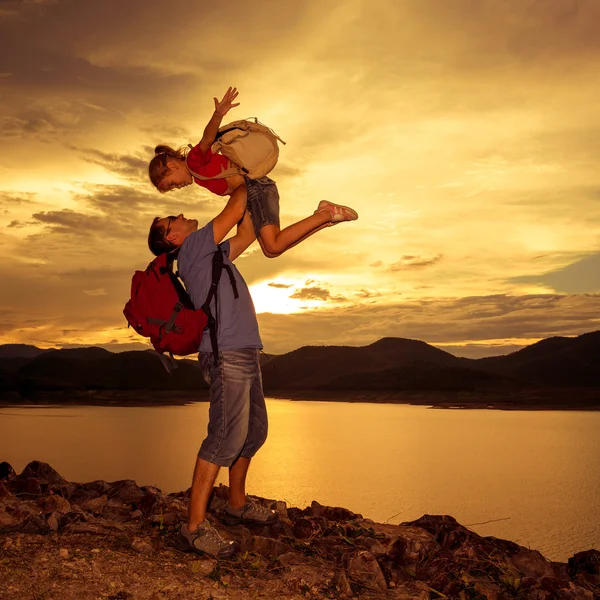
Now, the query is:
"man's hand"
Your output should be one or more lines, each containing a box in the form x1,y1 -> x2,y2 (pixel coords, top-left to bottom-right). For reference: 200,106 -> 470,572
214,87 -> 240,117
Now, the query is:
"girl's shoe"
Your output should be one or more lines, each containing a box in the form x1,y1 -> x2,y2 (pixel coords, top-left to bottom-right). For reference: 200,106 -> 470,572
315,200 -> 359,225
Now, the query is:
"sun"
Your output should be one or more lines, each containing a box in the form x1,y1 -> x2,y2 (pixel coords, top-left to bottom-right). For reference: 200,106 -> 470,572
248,279 -> 324,314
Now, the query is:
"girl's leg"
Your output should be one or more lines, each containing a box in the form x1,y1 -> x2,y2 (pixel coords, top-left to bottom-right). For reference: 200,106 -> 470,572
258,200 -> 359,256
258,210 -> 331,257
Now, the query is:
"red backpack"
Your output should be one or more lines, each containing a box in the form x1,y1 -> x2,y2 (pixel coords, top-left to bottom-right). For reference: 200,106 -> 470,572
123,248 -> 238,363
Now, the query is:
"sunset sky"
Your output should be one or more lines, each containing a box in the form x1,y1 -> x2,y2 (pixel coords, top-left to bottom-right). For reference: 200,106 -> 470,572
1,0 -> 599,357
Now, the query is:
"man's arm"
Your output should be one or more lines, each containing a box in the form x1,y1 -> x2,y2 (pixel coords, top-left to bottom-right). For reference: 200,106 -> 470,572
198,87 -> 240,154
212,185 -> 247,245
227,210 -> 256,261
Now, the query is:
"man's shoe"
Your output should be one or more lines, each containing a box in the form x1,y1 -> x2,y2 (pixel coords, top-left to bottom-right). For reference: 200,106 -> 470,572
222,500 -> 279,526
315,200 -> 359,225
178,520 -> 239,558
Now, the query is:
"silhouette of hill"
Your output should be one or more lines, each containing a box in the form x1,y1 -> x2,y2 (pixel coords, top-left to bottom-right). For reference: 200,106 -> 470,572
260,337 -> 473,390
0,331 -> 598,404
476,330 -> 600,387
0,344 -> 53,359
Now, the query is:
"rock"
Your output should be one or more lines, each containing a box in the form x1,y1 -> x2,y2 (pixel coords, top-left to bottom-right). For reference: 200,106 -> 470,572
0,509 -> 19,528
335,571 -> 353,597
106,480 -> 145,505
129,509 -> 143,520
130,536 -> 153,554
101,501 -> 133,523
0,462 -> 16,481
0,482 -> 13,498
20,461 -> 68,485
367,521 -> 439,562
46,512 -> 60,532
272,500 -> 288,520
568,549 -> 600,587
246,534 -> 292,557
83,494 -> 108,512
279,552 -> 336,595
38,494 -> 71,515
189,558 -> 218,576
309,500 -> 361,521
9,476 -> 43,497
69,488 -> 100,506
293,517 -> 322,539
509,547 -> 557,579
59,548 -> 69,558
388,581 -> 431,599
344,550 -> 387,593
19,514 -> 49,534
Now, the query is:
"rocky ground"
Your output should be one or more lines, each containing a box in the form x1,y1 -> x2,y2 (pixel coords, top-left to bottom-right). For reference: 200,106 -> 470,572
0,461 -> 598,600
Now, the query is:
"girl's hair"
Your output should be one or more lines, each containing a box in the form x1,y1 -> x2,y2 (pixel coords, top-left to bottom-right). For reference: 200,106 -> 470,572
148,216 -> 179,256
148,144 -> 188,191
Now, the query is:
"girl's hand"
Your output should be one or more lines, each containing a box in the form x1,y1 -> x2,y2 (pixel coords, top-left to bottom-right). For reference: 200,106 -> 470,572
214,87 -> 240,117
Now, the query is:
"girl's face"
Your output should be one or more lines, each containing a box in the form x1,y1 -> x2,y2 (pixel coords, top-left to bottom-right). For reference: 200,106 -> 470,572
159,160 -> 193,192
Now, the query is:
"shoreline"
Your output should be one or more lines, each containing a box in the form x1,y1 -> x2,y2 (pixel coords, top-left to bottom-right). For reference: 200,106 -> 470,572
1,387 -> 599,411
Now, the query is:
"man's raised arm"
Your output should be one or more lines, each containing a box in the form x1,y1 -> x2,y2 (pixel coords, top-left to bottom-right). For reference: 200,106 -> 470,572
212,185 -> 247,244
227,210 -> 256,261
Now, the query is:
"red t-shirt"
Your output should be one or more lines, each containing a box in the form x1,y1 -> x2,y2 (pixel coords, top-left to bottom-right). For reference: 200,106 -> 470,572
186,143 -> 229,196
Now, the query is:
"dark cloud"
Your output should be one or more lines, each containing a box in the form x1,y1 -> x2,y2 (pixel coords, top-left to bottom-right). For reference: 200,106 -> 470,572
268,282 -> 293,289
0,191 -> 36,207
290,286 -> 346,302
389,254 -> 443,271
257,293 -> 600,354
31,209 -> 109,236
355,289 -> 382,299
510,252 -> 600,294
77,149 -> 148,183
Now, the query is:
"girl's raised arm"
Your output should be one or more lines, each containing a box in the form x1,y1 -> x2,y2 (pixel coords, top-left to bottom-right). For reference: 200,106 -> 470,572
198,87 -> 240,154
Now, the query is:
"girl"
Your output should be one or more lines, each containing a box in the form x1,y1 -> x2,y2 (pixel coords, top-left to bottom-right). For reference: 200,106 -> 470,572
148,87 -> 358,258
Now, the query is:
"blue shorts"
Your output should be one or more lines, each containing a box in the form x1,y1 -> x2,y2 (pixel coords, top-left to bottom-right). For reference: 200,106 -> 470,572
245,176 -> 280,235
197,348 -> 268,467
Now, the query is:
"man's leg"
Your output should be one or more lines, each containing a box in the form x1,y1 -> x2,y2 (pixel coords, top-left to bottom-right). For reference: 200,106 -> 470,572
228,455 -> 251,509
187,457 -> 220,530
222,350 -> 277,526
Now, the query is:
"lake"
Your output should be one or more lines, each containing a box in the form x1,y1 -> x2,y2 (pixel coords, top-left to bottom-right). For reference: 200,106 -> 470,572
1,399 -> 598,562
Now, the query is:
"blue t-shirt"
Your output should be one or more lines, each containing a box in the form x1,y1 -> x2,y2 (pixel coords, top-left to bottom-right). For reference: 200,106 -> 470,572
177,222 -> 262,352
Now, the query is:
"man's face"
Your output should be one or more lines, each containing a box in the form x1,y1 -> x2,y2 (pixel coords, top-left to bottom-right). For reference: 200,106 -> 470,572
159,214 -> 198,244
158,160 -> 193,192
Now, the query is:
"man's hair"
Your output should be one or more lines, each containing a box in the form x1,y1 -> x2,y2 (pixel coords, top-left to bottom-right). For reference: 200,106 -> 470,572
148,217 -> 179,257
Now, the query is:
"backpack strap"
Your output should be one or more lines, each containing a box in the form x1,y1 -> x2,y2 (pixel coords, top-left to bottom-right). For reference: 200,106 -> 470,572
185,155 -> 245,181
200,246 -> 239,365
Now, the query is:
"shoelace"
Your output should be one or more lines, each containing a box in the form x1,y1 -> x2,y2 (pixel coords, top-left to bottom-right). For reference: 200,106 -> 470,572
202,522 -> 228,545
245,501 -> 272,517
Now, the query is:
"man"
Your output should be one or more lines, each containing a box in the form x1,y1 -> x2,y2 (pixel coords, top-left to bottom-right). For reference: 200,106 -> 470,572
147,186 -> 277,559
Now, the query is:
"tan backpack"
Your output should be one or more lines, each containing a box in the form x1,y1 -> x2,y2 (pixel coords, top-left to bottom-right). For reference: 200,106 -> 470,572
186,118 -> 285,181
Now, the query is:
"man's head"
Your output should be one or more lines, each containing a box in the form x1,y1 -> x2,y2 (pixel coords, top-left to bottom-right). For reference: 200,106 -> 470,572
148,214 -> 199,256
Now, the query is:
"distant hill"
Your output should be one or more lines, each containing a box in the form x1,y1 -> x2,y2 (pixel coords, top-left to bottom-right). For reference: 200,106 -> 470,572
0,344 -> 53,359
0,331 -> 599,402
1,347 -> 207,397
475,330 -> 600,387
259,337 -> 515,391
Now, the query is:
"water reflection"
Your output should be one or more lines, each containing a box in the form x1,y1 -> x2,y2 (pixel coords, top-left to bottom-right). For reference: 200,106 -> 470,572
1,400 -> 598,562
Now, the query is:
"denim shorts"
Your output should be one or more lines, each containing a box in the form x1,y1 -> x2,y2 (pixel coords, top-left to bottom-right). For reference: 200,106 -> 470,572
197,348 -> 268,467
245,176 -> 280,235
